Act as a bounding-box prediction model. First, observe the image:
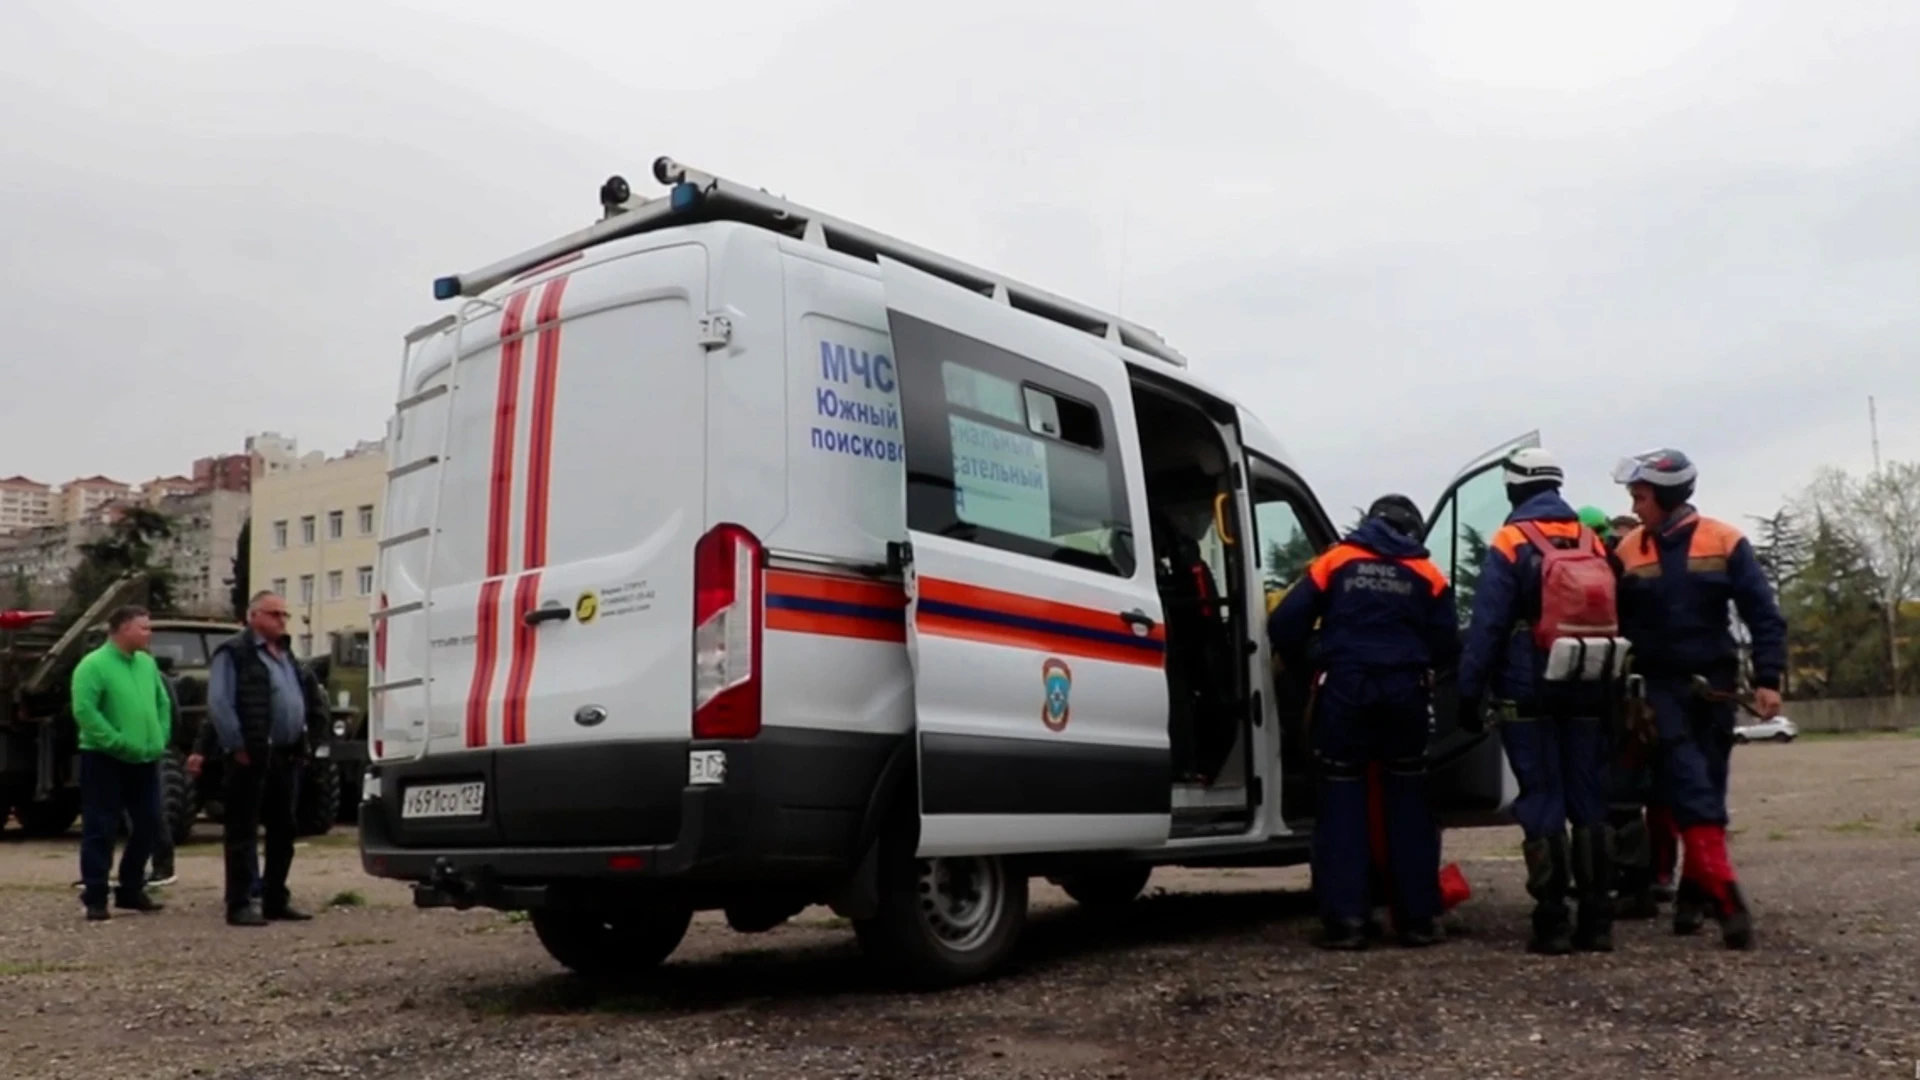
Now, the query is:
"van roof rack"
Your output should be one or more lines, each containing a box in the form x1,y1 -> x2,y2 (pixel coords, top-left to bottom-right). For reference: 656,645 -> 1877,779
435,156 -> 1189,369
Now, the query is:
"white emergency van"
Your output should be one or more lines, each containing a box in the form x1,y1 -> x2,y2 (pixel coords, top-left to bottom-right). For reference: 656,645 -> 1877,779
359,157 -> 1532,988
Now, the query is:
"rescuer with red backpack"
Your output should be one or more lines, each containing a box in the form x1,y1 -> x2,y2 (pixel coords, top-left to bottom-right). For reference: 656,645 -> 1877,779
1457,449 -> 1622,955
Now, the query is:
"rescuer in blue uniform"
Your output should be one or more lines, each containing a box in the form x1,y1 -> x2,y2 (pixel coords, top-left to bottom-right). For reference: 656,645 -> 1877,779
1611,449 -> 1786,950
1269,495 -> 1459,950
1457,449 -> 1618,955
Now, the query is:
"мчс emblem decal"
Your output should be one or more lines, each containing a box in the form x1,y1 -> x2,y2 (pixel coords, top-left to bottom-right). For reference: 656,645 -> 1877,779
1041,658 -> 1073,732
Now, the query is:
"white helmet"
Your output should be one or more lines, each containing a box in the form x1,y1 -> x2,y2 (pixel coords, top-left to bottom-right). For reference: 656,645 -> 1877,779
1503,447 -> 1564,489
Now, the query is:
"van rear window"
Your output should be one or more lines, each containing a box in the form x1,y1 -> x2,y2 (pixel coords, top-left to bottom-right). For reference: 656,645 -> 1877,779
892,313 -> 1134,578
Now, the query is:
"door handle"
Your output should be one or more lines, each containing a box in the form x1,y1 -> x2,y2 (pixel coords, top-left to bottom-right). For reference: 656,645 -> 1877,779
1119,609 -> 1157,633
523,603 -> 571,627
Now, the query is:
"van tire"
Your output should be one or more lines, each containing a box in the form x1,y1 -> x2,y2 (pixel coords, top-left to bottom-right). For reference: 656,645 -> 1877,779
853,817 -> 1028,990
530,906 -> 694,978
1056,865 -> 1153,910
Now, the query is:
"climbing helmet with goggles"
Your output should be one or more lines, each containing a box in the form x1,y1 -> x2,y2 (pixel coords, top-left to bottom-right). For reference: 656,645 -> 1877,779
1611,448 -> 1697,488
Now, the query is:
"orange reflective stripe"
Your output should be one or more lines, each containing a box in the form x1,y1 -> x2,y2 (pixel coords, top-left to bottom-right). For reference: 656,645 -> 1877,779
1308,543 -> 1371,590
1613,525 -> 1660,577
1401,557 -> 1448,597
1688,517 -> 1743,560
1491,519 -> 1593,559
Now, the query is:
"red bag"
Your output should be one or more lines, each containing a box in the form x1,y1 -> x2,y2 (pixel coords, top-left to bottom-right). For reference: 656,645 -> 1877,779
1516,522 -> 1618,651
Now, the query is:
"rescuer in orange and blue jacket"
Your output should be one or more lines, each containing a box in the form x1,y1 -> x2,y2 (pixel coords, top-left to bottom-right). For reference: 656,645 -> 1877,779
1457,449 -> 1617,956
1269,495 -> 1459,951
1611,448 -> 1786,950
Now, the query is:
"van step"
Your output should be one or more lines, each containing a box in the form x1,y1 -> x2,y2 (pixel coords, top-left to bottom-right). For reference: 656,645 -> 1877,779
370,600 -> 425,621
378,527 -> 431,550
387,455 -> 440,481
369,677 -> 425,694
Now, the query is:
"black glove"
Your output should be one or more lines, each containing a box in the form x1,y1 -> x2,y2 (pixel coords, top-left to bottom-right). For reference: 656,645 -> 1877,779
1457,695 -> 1486,735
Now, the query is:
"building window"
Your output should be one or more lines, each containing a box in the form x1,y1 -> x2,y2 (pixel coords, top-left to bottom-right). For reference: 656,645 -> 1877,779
299,575 -> 314,604
327,570 -> 344,600
300,516 -> 316,545
328,510 -> 344,540
357,565 -> 374,596
271,577 -> 287,597
358,504 -> 375,536
272,520 -> 288,549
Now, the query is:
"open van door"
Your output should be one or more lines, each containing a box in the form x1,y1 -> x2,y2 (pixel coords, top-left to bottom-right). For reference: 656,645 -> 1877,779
880,259 -> 1172,858
1424,430 -> 1540,825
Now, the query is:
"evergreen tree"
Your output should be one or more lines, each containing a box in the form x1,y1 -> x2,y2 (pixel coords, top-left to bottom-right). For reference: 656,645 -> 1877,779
229,517 -> 252,619
65,507 -> 176,617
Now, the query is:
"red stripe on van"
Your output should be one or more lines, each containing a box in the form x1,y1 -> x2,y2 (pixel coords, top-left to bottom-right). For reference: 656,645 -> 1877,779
486,290 -> 533,578
467,289 -> 532,749
522,276 -> 570,571
502,571 -> 543,745
465,579 -> 503,747
501,275 -> 570,746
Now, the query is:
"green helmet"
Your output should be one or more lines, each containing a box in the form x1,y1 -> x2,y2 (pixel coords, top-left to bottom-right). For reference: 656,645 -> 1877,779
1577,505 -> 1611,537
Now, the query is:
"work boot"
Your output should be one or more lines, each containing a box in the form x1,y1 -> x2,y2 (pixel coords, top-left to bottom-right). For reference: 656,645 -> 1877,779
1571,825 -> 1616,952
227,904 -> 269,928
1671,878 -> 1709,936
1315,918 -> 1368,951
84,903 -> 111,922
1523,834 -> 1573,956
1718,882 -> 1755,951
1397,917 -> 1445,948
115,890 -> 164,914
264,904 -> 313,922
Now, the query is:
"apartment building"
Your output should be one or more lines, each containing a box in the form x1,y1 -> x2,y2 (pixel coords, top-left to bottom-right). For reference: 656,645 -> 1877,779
141,476 -> 200,505
150,489 -> 251,619
0,476 -> 56,534
249,440 -> 385,659
61,476 -> 131,524
0,520 -> 106,609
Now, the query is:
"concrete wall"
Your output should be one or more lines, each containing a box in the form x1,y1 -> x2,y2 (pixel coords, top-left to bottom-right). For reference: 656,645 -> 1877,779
1786,696 -> 1920,733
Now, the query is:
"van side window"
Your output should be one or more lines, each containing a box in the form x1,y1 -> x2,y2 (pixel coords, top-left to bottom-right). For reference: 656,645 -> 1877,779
893,313 -> 1135,578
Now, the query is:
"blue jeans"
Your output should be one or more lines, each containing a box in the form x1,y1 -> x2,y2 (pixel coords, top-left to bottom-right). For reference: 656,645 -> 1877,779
79,751 -> 161,908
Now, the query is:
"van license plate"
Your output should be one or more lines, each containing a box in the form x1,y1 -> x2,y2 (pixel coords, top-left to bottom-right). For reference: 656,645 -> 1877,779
401,781 -> 485,819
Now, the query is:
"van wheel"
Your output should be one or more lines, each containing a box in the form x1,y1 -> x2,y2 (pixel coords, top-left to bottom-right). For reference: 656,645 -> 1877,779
854,821 -> 1028,990
530,906 -> 693,978
1055,865 -> 1153,910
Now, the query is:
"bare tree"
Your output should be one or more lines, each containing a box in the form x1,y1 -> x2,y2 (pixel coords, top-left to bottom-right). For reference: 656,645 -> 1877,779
1798,462 -> 1920,697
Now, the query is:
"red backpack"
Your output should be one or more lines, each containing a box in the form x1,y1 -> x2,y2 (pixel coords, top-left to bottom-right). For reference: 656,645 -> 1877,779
1516,523 -> 1619,651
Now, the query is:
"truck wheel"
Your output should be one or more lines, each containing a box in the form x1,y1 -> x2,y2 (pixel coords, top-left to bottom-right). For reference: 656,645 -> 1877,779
1055,865 -> 1153,910
162,750 -> 197,847
294,760 -> 341,837
853,818 -> 1028,990
15,789 -> 82,838
530,906 -> 694,977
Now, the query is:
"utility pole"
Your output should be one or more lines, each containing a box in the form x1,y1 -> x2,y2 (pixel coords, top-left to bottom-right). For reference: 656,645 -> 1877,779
1870,395 -> 1882,474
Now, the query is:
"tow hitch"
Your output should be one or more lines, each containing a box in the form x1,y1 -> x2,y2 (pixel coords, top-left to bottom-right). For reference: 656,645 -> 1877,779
412,858 -> 547,912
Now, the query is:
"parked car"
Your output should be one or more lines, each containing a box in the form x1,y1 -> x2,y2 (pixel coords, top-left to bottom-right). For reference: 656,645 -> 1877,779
1734,715 -> 1798,743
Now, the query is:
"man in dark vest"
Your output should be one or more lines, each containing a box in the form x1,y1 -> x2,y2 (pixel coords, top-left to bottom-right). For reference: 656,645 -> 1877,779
205,590 -> 314,926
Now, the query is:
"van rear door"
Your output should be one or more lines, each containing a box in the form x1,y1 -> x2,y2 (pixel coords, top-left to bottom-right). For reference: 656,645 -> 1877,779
1423,430 -> 1539,823
881,259 -> 1171,858
381,242 -> 708,765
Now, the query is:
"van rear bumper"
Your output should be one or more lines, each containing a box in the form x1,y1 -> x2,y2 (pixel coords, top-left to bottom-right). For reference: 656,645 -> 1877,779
357,727 -> 904,905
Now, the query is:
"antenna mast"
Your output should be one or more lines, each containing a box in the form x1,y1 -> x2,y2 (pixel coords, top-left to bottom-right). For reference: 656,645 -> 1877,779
1870,395 -> 1883,474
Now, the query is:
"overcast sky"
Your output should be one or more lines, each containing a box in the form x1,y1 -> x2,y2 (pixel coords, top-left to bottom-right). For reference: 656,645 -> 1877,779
4,0 -> 1916,528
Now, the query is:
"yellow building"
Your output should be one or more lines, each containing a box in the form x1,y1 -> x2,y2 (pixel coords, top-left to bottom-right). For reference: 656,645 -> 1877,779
248,441 -> 385,659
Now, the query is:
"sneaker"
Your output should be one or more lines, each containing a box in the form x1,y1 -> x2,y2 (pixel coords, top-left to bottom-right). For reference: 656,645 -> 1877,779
148,872 -> 179,888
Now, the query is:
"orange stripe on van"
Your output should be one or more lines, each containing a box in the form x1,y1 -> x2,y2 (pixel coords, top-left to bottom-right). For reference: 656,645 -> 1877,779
764,569 -> 907,644
468,289 -> 534,749
915,577 -> 1165,668
503,275 -> 571,747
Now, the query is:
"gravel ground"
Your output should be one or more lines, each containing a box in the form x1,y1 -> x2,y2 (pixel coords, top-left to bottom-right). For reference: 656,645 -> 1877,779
3,733 -> 1918,1080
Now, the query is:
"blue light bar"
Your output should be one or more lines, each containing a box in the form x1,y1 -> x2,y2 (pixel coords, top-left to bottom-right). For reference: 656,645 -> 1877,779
670,182 -> 702,212
433,276 -> 461,301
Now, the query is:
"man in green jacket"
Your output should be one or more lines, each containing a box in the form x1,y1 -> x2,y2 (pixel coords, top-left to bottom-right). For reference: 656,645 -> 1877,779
69,604 -> 171,921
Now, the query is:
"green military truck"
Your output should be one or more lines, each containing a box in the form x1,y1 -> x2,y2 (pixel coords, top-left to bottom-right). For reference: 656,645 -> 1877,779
317,630 -> 370,817
2,575 -> 359,841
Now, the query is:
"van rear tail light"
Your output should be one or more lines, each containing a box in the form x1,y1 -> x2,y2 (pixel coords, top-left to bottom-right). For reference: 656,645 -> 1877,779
371,592 -> 388,758
692,523 -> 763,740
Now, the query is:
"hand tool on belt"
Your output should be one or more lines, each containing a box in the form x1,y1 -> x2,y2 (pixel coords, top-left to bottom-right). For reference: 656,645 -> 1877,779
1689,674 -> 1763,718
